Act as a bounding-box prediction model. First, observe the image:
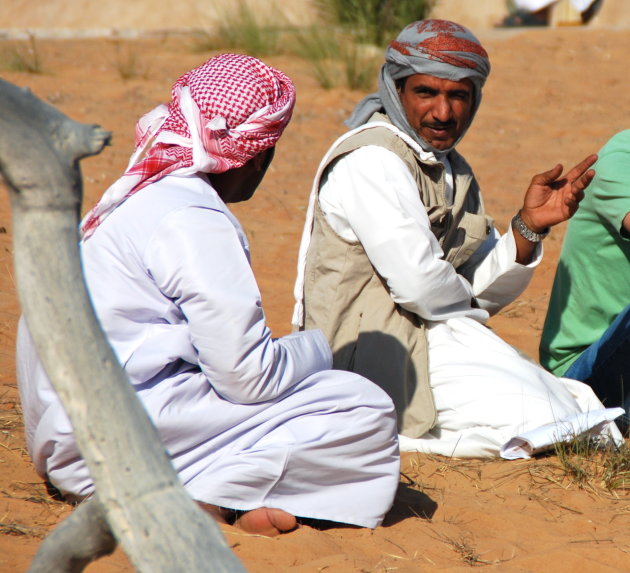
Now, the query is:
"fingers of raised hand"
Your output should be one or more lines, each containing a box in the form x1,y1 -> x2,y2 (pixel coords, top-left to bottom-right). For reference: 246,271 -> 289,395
532,155 -> 596,191
565,187 -> 585,209
566,153 -> 597,183
572,168 -> 595,193
531,163 -> 563,186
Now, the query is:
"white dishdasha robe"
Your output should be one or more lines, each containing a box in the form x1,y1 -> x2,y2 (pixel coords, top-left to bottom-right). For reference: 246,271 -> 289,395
17,173 -> 400,528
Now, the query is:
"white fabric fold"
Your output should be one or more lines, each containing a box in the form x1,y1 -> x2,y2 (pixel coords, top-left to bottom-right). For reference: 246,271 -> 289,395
500,407 -> 624,459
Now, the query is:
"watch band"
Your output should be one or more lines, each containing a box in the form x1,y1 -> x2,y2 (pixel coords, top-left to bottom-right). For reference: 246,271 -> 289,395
511,211 -> 550,242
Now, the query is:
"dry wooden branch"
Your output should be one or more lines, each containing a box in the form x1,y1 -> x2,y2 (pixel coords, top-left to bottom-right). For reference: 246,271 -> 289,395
0,78 -> 245,572
28,497 -> 116,572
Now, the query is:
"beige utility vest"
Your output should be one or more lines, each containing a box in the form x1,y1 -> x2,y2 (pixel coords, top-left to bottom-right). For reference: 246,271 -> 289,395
302,114 -> 493,438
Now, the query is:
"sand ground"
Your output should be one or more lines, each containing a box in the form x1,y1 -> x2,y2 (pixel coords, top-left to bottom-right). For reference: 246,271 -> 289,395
1,20 -> 630,573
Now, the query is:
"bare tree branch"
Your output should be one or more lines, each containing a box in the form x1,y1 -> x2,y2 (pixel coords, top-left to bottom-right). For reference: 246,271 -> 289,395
29,497 -> 116,573
0,78 -> 246,572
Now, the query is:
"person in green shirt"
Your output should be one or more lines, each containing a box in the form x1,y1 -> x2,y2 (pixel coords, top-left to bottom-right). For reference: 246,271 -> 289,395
540,129 -> 630,428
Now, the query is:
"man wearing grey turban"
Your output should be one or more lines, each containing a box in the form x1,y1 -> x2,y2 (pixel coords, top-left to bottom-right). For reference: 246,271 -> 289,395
346,19 -> 489,155
293,20 -> 624,458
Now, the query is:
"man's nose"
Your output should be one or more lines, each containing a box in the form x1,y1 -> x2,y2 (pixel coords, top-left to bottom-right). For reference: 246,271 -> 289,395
432,95 -> 452,122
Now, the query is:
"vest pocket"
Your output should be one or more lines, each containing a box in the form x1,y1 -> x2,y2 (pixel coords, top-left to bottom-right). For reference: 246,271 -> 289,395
447,212 -> 494,270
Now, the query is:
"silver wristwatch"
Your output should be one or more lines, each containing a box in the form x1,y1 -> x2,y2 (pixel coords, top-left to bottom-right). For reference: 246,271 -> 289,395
511,211 -> 550,242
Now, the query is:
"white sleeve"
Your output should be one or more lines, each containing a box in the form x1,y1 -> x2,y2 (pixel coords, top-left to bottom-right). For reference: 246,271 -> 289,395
458,225 -> 542,315
319,146 -> 489,322
145,206 -> 332,405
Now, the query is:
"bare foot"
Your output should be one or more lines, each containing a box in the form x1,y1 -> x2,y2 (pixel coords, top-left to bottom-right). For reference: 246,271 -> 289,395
235,507 -> 297,537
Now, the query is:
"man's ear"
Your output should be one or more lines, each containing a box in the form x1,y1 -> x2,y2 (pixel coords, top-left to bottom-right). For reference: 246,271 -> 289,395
253,147 -> 275,171
252,153 -> 266,170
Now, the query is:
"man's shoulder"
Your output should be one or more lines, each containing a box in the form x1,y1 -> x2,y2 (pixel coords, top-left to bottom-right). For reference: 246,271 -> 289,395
330,121 -> 422,169
606,129 -> 630,146
340,122 -> 404,148
598,129 -> 630,160
131,175 -> 224,213
105,175 -> 227,243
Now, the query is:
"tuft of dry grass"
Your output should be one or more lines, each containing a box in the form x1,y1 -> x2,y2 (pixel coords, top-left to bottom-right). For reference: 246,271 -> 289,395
402,436 -> 630,511
602,441 -> 630,490
0,413 -> 21,432
110,35 -> 150,80
5,480 -> 67,506
529,435 -> 630,495
1,33 -> 43,74
0,505 -> 46,538
431,531 -> 501,567
190,0 -> 381,91
193,0 -> 287,57
0,389 -> 23,436
292,26 -> 380,91
0,521 -> 39,536
314,0 -> 436,46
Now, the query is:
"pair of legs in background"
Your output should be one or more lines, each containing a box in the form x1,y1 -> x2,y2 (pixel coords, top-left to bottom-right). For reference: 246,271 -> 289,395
564,304 -> 630,431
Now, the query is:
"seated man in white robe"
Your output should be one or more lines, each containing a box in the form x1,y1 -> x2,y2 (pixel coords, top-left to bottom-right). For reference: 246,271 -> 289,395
17,54 -> 400,537
293,19 -> 622,459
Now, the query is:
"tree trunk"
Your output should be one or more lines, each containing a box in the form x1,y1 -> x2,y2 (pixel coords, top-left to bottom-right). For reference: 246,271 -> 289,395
0,78 -> 246,573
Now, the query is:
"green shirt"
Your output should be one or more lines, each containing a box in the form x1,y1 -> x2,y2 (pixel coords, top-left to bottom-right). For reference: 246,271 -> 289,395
540,130 -> 630,376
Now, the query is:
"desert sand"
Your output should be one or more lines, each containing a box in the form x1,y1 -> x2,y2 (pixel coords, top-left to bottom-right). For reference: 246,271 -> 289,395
1,11 -> 630,573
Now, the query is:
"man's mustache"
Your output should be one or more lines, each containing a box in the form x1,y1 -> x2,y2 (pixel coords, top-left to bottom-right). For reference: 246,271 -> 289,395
422,121 -> 456,130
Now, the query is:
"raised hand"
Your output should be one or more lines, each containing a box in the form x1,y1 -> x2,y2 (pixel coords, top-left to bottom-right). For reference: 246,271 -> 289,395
519,154 -> 597,233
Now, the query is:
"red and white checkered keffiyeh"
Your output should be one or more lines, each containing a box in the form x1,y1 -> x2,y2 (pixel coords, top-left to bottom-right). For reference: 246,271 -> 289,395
80,53 -> 296,239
